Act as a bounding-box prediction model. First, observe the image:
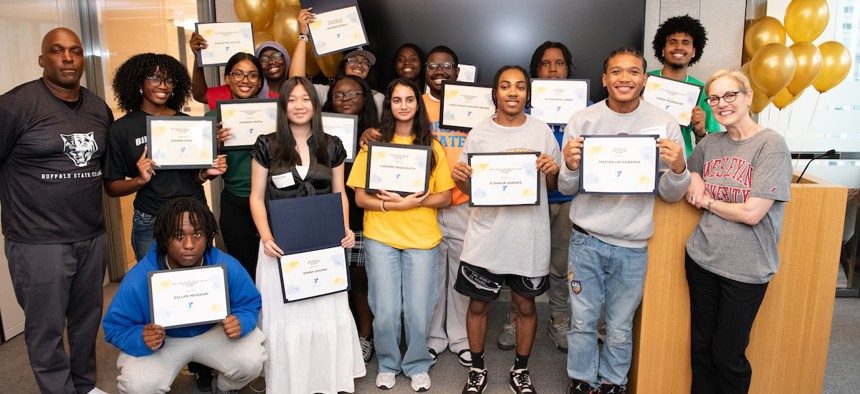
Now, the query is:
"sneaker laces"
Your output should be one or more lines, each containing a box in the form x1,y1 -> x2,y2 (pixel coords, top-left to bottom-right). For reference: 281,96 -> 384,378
512,369 -> 533,388
467,368 -> 486,386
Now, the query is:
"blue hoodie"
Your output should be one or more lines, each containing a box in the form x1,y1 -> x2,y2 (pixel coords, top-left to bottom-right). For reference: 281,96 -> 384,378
103,245 -> 261,357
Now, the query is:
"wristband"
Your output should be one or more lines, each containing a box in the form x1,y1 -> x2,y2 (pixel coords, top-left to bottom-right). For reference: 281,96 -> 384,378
380,200 -> 388,212
198,169 -> 208,183
298,33 -> 309,42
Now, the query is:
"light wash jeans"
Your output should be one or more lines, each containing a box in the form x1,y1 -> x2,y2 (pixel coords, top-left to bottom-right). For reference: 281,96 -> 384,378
364,238 -> 438,377
131,210 -> 156,261
566,229 -> 648,386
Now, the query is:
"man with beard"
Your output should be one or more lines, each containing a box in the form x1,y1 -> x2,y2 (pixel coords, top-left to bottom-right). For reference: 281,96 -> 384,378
649,15 -> 720,157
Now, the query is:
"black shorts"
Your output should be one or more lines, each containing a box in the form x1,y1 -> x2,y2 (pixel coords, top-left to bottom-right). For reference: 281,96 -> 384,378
454,261 -> 549,301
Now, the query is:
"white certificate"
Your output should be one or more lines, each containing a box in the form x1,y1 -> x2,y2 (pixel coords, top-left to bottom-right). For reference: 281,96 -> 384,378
440,81 -> 495,131
148,265 -> 229,329
278,246 -> 349,302
530,79 -> 589,125
365,142 -> 431,195
580,135 -> 658,194
195,22 -> 255,67
307,3 -> 368,56
218,99 -> 277,149
642,75 -> 703,126
322,112 -> 358,162
468,152 -> 540,207
147,116 -> 216,169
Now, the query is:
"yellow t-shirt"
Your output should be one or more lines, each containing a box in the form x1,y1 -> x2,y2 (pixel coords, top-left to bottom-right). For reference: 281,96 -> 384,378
347,134 -> 455,250
423,93 -> 470,206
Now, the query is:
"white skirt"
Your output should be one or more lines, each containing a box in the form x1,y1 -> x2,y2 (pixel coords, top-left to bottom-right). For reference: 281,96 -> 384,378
256,242 -> 366,393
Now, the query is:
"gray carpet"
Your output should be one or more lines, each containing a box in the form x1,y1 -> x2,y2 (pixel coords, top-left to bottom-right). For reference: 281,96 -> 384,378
1,285 -> 858,393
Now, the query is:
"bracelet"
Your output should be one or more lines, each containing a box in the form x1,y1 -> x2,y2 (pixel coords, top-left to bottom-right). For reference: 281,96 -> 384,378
706,199 -> 716,211
380,200 -> 388,212
298,33 -> 309,42
198,169 -> 208,183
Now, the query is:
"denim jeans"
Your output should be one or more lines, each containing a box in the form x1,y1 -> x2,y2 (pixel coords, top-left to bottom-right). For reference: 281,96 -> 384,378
364,238 -> 438,377
566,229 -> 648,386
131,210 -> 156,262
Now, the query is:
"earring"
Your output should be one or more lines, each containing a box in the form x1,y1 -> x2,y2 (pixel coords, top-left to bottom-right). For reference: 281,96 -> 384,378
171,92 -> 174,97
139,88 -> 143,94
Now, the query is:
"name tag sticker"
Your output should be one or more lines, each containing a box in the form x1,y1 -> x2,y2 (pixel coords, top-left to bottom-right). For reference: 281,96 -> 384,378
272,172 -> 295,189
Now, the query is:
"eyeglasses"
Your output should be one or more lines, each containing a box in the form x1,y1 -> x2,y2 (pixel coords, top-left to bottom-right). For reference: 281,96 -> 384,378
259,52 -> 284,64
146,75 -> 175,88
540,60 -> 567,68
346,57 -> 371,68
426,62 -> 455,72
333,90 -> 362,101
229,70 -> 260,82
706,90 -> 745,106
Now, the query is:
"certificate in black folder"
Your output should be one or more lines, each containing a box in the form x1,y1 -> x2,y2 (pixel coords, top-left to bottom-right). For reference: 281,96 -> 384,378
269,193 -> 349,303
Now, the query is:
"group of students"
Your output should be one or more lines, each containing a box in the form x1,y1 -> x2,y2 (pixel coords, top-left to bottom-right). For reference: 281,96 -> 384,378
0,12 -> 791,394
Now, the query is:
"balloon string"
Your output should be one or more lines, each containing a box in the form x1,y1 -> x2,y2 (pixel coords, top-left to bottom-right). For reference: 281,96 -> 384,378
793,92 -> 822,172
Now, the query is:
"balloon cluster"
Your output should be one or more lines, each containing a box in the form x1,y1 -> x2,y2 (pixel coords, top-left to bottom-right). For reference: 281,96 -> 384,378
741,0 -> 852,112
234,0 -> 344,78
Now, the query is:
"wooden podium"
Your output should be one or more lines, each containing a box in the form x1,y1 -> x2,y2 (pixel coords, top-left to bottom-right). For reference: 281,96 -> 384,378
628,174 -> 847,393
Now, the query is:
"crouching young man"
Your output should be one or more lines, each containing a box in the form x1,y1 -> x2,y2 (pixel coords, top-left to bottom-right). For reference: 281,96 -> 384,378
103,198 -> 266,394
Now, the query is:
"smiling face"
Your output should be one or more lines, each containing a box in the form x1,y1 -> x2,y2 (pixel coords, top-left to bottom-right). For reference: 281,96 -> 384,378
165,212 -> 207,268
425,51 -> 458,99
345,55 -> 371,79
226,59 -> 262,99
495,68 -> 528,118
141,66 -> 174,110
331,78 -> 365,115
662,32 -> 695,70
259,48 -> 285,80
602,53 -> 646,113
707,75 -> 752,129
395,46 -> 421,82
286,83 -> 313,125
390,83 -> 418,124
536,48 -> 568,79
39,28 -> 85,90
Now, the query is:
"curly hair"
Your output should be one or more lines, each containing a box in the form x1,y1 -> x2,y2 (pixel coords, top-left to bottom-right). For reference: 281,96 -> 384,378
321,75 -> 379,134
112,53 -> 192,113
528,41 -> 573,78
153,197 -> 218,257
377,78 -> 437,171
652,14 -> 708,66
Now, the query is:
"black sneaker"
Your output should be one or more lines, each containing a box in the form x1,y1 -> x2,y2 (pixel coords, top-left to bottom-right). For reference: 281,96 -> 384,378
462,367 -> 487,393
598,383 -> 626,393
428,348 -> 439,366
190,363 -> 213,392
457,349 -> 473,367
567,378 -> 596,394
509,367 -> 536,393
359,336 -> 375,364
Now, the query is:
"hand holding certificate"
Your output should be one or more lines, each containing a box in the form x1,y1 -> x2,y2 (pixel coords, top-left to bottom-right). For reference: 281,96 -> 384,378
194,22 -> 254,67
468,152 -> 540,206
218,99 -> 278,149
580,135 -> 659,194
148,265 -> 230,329
365,142 -> 432,195
147,116 -> 217,169
642,75 -> 703,126
301,0 -> 369,56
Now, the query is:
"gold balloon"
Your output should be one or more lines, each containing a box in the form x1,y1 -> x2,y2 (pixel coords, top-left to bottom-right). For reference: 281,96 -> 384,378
813,41 -> 852,93
750,89 -> 773,114
253,30 -> 275,47
270,5 -> 301,56
744,17 -> 786,59
785,0 -> 830,43
273,0 -> 300,10
317,52 -> 344,79
786,42 -> 823,95
234,0 -> 275,31
304,43 -> 321,77
772,87 -> 803,109
750,43 -> 796,97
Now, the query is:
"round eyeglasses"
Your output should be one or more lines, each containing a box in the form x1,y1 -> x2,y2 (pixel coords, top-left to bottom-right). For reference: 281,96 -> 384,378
706,90 -> 745,106
146,75 -> 175,88
259,52 -> 284,64
229,70 -> 260,82
426,62 -> 455,72
333,90 -> 362,101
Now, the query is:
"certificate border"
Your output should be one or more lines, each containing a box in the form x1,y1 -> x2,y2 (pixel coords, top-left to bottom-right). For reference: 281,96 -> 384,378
467,152 -> 541,207
529,78 -> 591,125
439,81 -> 495,131
321,112 -> 358,163
642,74 -> 704,127
303,1 -> 369,57
216,98 -> 278,150
579,134 -> 659,194
364,142 -> 432,196
146,116 -> 218,170
277,247 -> 352,303
147,264 -> 231,330
194,22 -> 254,67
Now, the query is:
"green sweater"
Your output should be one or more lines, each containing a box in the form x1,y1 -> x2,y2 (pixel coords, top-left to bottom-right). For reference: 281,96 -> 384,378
647,69 -> 721,157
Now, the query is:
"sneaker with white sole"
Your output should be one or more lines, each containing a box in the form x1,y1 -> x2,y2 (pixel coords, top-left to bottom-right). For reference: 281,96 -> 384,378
548,316 -> 570,352
428,348 -> 439,366
497,321 -> 516,350
410,372 -> 431,392
359,336 -> 375,363
509,367 -> 536,393
462,368 -> 487,393
457,349 -> 472,367
376,372 -> 397,389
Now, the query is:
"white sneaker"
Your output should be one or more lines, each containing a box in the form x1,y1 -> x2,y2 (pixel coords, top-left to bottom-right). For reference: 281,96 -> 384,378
376,371 -> 397,389
410,372 -> 431,392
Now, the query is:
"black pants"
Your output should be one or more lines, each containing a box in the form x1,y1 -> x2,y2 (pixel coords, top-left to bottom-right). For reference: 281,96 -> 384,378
685,252 -> 769,394
219,189 -> 260,280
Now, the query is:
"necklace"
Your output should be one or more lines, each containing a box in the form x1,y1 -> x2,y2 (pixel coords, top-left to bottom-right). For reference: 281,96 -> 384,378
164,255 -> 204,270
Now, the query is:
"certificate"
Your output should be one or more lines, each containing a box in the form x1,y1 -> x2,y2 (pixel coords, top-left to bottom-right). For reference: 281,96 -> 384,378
218,99 -> 277,150
365,142 -> 431,196
278,246 -> 349,302
302,0 -> 368,56
439,81 -> 495,131
147,116 -> 217,169
580,135 -> 659,194
148,265 -> 230,329
530,79 -> 589,125
468,152 -> 540,207
322,112 -> 358,162
642,74 -> 703,126
195,22 -> 254,67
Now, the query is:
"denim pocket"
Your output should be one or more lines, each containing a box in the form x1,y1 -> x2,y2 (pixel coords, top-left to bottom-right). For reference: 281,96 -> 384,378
570,228 -> 586,246
132,210 -> 156,225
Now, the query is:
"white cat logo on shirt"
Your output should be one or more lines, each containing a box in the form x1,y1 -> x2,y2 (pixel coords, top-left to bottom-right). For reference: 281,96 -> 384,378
61,132 -> 98,167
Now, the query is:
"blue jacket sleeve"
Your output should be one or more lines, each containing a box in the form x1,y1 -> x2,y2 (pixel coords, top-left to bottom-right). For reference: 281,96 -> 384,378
102,277 -> 158,357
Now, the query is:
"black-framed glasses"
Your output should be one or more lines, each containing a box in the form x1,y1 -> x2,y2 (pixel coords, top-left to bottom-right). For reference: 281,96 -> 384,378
229,70 -> 260,82
539,60 -> 567,68
706,90 -> 745,106
259,52 -> 284,64
145,75 -> 175,87
426,62 -> 455,72
333,90 -> 362,101
346,57 -> 371,68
